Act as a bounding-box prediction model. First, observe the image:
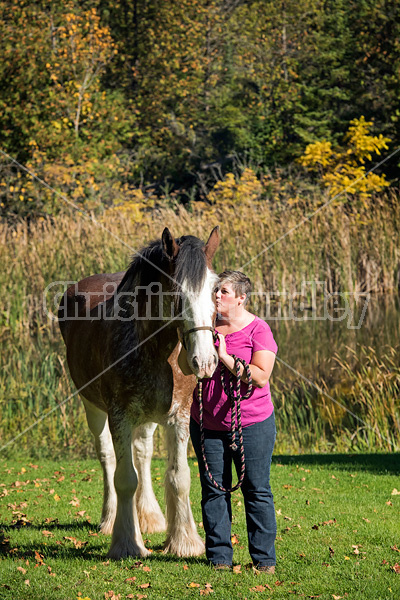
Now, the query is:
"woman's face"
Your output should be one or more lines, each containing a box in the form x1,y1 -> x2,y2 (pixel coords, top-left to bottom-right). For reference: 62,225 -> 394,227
215,282 -> 245,318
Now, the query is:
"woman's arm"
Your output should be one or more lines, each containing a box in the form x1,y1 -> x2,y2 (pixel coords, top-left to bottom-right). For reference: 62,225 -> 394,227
216,333 -> 275,388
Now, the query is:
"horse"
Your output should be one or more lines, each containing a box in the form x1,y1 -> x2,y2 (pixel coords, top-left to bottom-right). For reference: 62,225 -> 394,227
58,226 -> 220,559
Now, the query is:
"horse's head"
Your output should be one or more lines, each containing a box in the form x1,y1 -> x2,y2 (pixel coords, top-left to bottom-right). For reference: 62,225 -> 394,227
162,227 -> 220,379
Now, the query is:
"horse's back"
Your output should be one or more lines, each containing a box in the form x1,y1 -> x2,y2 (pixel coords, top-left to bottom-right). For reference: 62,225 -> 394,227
58,272 -> 125,341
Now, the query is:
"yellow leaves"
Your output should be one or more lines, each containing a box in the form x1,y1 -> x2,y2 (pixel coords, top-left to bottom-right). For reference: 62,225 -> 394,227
298,116 -> 391,205
208,168 -> 262,209
299,140 -> 335,168
346,116 -> 391,162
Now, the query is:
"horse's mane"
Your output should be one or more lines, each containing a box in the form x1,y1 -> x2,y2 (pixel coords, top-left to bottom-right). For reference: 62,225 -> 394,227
118,234 -> 208,293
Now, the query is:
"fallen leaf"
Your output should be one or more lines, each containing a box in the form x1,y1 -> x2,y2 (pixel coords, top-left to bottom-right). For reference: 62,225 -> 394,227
232,565 -> 242,573
17,566 -> 27,574
187,582 -> 200,588
386,501 -> 393,506
42,530 -> 54,538
34,550 -> 45,565
332,596 -> 342,599
391,546 -> 400,552
104,591 -> 120,600
392,563 -> 400,573
231,534 -> 239,545
391,489 -> 400,496
53,494 -> 61,502
362,518 -> 370,523
142,566 -> 151,572
250,585 -> 271,592
24,580 -> 30,586
124,577 -> 136,583
138,583 -> 150,589
329,547 -> 335,557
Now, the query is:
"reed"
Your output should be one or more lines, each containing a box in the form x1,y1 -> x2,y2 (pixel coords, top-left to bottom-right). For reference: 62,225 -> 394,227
0,191 -> 399,457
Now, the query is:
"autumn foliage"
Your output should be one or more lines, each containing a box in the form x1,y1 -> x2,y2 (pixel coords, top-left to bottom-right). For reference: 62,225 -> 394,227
0,0 -> 399,219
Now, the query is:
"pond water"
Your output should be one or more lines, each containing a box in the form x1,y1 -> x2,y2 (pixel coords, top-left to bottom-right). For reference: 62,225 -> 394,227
261,293 -> 400,383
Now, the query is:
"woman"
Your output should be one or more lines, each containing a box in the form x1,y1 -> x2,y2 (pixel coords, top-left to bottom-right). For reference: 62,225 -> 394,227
178,270 -> 278,572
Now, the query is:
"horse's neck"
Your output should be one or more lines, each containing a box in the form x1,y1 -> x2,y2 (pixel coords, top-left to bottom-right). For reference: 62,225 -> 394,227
105,274 -> 178,361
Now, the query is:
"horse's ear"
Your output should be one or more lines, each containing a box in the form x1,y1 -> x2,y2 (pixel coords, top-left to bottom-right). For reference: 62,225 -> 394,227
204,226 -> 220,262
162,227 -> 180,259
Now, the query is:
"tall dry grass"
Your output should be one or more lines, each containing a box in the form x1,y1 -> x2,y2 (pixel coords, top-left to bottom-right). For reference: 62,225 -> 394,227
0,191 -> 399,456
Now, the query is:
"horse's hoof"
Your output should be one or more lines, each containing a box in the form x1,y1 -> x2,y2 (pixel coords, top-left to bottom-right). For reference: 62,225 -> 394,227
163,534 -> 205,557
138,510 -> 166,534
107,541 -> 151,560
99,519 -> 115,536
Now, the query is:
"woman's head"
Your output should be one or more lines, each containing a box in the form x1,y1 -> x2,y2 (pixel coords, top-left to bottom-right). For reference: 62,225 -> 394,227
217,271 -> 252,307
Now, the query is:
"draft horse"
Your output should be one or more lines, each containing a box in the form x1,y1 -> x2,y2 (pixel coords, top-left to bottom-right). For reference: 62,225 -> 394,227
58,227 -> 220,559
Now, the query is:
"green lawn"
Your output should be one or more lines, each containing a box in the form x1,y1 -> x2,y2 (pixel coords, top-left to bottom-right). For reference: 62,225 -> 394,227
1,454 -> 399,600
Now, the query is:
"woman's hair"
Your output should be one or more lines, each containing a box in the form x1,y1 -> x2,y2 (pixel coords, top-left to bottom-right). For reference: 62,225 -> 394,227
218,270 -> 252,306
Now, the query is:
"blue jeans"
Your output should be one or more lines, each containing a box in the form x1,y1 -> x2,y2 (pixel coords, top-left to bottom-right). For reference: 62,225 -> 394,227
190,413 -> 277,567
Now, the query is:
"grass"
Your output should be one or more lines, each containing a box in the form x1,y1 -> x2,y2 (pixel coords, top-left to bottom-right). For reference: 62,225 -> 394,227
0,199 -> 399,456
1,455 -> 400,600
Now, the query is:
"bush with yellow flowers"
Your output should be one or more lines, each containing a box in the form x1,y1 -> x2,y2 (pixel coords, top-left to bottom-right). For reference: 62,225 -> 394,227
298,116 -> 391,205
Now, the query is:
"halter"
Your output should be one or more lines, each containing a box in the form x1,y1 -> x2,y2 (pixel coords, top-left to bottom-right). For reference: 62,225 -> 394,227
181,326 -> 217,350
198,356 -> 253,493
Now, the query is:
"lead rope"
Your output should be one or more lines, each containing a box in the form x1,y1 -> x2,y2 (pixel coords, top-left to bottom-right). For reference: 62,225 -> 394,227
198,356 -> 253,492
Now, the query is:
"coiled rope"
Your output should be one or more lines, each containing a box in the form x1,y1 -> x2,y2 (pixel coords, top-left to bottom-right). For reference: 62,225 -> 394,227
198,356 -> 252,492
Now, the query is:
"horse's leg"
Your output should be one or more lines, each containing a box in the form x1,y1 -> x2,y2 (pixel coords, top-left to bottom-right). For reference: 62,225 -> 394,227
82,399 -> 116,535
107,414 -> 150,559
133,422 -> 166,533
163,418 -> 205,556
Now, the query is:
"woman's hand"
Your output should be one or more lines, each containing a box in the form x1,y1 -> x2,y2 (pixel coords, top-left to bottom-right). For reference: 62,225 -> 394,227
216,332 -> 276,388
216,333 -> 229,362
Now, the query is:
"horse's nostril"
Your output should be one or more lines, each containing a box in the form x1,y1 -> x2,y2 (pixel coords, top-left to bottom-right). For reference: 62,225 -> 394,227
213,354 -> 218,366
192,356 -> 199,370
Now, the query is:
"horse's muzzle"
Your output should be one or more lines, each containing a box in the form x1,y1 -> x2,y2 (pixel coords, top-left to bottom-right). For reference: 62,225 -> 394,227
191,352 -> 218,379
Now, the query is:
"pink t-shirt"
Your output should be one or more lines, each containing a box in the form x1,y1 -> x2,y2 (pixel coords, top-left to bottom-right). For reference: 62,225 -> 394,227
191,316 -> 278,431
